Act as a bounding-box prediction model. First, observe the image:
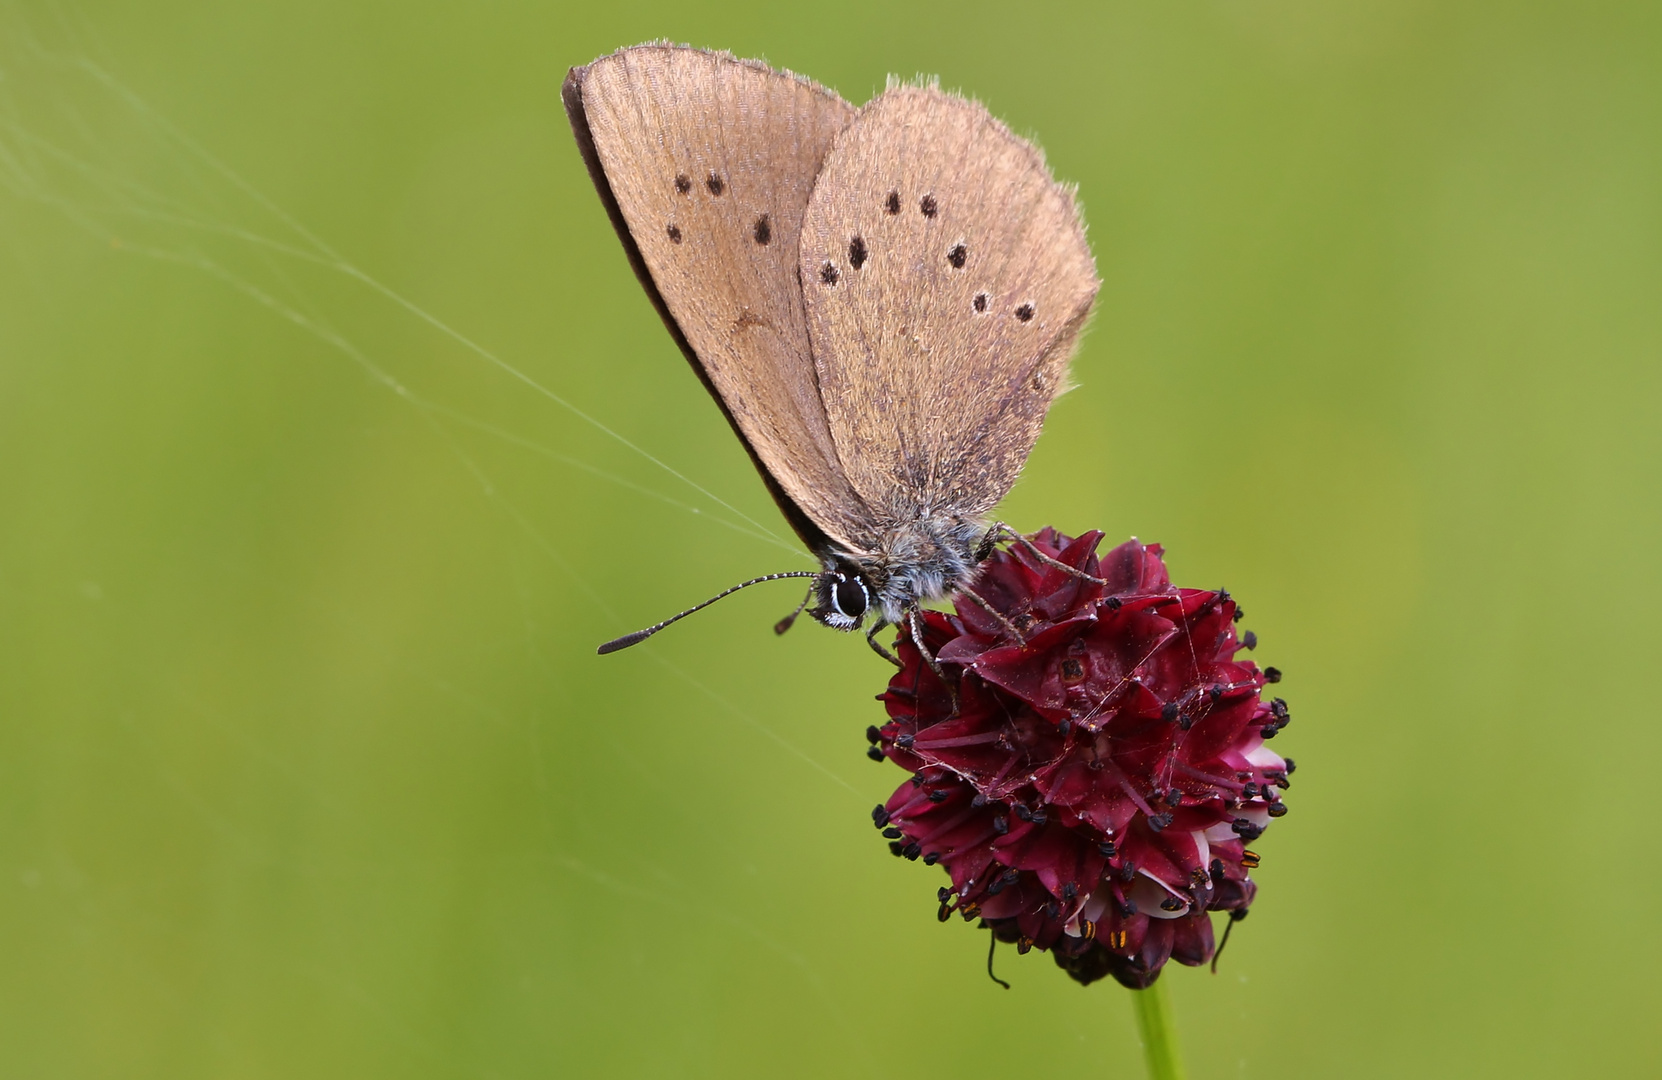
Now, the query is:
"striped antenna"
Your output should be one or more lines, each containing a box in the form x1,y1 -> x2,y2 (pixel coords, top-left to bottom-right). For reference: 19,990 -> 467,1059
597,571 -> 824,654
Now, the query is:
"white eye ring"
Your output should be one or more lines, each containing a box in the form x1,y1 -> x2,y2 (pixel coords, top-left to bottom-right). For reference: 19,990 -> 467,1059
818,571 -> 867,630
828,573 -> 868,617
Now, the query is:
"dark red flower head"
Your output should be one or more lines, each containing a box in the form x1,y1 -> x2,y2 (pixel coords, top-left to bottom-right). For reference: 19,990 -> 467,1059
870,529 -> 1294,988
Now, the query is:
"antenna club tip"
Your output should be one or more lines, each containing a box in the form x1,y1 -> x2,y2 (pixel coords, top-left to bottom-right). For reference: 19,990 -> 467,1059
597,632 -> 648,655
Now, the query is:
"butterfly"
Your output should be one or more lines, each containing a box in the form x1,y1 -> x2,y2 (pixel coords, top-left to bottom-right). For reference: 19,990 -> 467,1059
564,44 -> 1099,661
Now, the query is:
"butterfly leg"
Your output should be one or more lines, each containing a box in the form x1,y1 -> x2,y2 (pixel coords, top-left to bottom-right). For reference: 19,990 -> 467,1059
908,606 -> 959,713
985,521 -> 1108,586
956,584 -> 1026,646
865,618 -> 902,667
974,521 -> 1009,563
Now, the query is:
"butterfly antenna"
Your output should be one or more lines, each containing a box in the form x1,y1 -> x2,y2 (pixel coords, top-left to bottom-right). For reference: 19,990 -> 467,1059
773,583 -> 816,636
597,572 -> 822,655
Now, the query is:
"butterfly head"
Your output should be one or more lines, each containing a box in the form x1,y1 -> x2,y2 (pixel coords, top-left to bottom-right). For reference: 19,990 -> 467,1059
809,567 -> 870,631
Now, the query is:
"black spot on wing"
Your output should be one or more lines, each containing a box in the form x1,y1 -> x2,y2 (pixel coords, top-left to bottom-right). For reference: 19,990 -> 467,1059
849,236 -> 868,269
753,214 -> 771,245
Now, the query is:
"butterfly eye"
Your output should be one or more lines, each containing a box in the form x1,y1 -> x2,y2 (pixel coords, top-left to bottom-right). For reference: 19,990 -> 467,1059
832,575 -> 868,619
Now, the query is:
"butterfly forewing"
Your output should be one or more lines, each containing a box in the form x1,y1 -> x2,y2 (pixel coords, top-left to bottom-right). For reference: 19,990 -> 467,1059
798,86 -> 1100,522
564,46 -> 870,552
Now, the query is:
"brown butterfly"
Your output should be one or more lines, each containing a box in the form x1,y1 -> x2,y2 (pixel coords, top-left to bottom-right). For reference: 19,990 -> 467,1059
565,44 -> 1099,660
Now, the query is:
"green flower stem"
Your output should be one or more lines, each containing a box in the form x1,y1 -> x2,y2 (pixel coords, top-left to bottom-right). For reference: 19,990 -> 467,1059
1131,981 -> 1187,1080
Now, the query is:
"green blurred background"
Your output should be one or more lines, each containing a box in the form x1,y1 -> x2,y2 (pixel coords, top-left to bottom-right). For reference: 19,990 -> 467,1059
3,1 -> 1658,1076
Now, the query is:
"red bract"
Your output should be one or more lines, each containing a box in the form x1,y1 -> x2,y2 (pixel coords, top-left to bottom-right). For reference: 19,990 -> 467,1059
870,530 -> 1293,988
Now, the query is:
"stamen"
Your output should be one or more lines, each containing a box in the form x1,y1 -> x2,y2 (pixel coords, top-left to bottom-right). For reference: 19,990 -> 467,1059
1173,762 -> 1245,792
1211,908 -> 1248,974
1111,771 -> 1157,818
987,932 -> 1011,989
913,732 -> 1003,750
